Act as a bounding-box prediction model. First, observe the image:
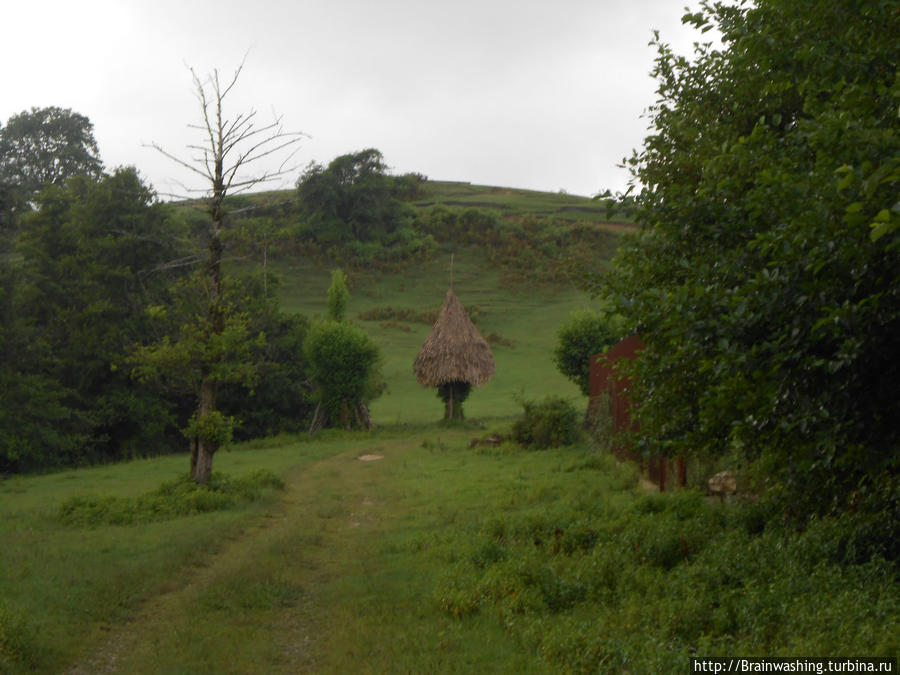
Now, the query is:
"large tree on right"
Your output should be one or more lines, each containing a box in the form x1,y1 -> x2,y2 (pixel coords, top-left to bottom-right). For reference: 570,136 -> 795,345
603,0 -> 899,519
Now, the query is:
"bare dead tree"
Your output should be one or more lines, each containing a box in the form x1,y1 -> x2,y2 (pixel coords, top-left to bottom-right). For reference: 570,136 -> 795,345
147,60 -> 305,484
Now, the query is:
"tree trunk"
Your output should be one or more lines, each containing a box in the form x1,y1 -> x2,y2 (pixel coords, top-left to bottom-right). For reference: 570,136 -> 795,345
354,401 -> 373,430
443,382 -> 465,421
191,377 -> 218,485
193,443 -> 215,485
189,437 -> 199,476
309,402 -> 327,436
190,167 -> 225,485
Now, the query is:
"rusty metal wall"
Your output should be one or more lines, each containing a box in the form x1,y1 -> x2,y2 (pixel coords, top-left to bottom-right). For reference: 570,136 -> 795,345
589,335 -> 686,492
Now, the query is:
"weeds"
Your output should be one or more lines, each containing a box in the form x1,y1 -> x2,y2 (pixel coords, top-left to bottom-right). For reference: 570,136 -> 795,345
511,396 -> 581,449
58,469 -> 285,526
0,603 -> 36,672
434,480 -> 900,672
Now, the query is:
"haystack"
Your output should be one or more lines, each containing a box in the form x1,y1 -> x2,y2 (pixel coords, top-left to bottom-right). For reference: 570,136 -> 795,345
414,289 -> 496,420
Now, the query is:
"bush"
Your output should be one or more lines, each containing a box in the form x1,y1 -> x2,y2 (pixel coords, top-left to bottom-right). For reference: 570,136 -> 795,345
553,310 -> 626,396
511,396 -> 580,449
57,469 -> 285,526
303,319 -> 384,429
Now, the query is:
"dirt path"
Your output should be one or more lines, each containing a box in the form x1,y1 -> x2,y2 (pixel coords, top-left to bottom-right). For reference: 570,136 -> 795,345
65,449 -> 388,673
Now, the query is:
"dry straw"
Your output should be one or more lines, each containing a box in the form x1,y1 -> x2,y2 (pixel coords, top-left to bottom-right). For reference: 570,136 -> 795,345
414,289 -> 496,387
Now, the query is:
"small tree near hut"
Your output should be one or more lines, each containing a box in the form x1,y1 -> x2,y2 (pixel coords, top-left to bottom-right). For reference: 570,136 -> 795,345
305,269 -> 383,434
414,289 -> 495,420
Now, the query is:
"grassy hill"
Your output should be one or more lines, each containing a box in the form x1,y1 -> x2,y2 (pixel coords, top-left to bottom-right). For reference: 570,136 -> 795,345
233,180 -> 633,426
411,180 -> 633,229
243,179 -> 632,228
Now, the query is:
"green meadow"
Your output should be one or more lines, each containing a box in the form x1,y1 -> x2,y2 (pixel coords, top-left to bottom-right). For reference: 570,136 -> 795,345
3,235 -> 897,673
4,430 -> 897,673
0,237 -> 601,672
272,245 -> 593,425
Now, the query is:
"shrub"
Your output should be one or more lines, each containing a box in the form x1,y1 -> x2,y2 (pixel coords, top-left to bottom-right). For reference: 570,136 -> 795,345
58,470 -> 285,526
553,310 -> 626,396
303,319 -> 384,429
511,396 -> 580,449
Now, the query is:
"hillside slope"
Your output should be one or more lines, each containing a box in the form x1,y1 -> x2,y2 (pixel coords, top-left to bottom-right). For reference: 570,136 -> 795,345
236,181 -> 631,425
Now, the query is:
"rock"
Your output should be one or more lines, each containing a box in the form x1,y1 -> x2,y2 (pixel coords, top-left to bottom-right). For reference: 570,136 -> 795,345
708,470 -> 737,495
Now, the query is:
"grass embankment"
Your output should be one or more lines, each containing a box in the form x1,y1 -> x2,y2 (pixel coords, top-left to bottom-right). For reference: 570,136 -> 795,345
240,180 -> 632,230
2,429 -> 897,672
412,181 -> 633,229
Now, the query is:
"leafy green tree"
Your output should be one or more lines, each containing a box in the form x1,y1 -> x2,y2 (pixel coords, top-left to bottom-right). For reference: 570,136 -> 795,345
131,273 -> 267,471
553,310 -> 626,396
326,268 -> 350,321
0,107 -> 103,234
296,148 -> 406,243
303,320 -> 383,433
0,262 -> 78,471
601,0 -> 899,518
303,267 -> 383,432
216,272 -> 314,440
2,168 -> 183,470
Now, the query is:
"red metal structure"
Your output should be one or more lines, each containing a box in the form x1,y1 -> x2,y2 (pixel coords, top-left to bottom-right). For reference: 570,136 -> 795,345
589,335 -> 685,491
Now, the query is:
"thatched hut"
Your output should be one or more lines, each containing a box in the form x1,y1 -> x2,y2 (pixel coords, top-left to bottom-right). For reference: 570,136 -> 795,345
414,289 -> 496,420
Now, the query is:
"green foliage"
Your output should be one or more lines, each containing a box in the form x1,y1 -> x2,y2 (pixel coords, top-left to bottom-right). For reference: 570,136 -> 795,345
437,381 -> 472,405
296,148 -> 404,243
511,396 -> 581,449
1,169 -> 186,471
57,469 -> 285,527
0,106 -> 103,232
599,0 -> 900,518
303,319 -> 384,426
437,381 -> 472,421
326,268 -> 349,321
218,307 -> 313,441
436,482 -> 900,672
389,172 -> 428,201
291,150 -> 440,269
553,309 -> 626,396
131,274 -> 267,394
185,410 -> 235,447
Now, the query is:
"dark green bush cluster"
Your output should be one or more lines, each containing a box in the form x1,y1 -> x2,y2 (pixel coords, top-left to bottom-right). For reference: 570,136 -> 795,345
433,488 -> 900,672
303,319 -> 384,429
553,310 -> 626,396
511,396 -> 581,449
596,0 -> 900,521
417,206 -> 617,282
58,469 -> 285,527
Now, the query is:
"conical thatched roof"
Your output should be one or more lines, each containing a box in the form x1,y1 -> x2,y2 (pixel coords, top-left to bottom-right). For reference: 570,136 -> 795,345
414,289 -> 496,387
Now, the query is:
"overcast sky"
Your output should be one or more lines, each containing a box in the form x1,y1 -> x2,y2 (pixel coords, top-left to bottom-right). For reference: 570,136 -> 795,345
1,0 -> 706,198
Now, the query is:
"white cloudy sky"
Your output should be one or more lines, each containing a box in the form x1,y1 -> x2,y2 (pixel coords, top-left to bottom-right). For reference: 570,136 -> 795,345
1,0 -> 706,198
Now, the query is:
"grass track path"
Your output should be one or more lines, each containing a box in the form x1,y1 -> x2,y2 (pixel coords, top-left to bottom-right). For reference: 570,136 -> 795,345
65,443 -> 385,673
65,431 -> 542,673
